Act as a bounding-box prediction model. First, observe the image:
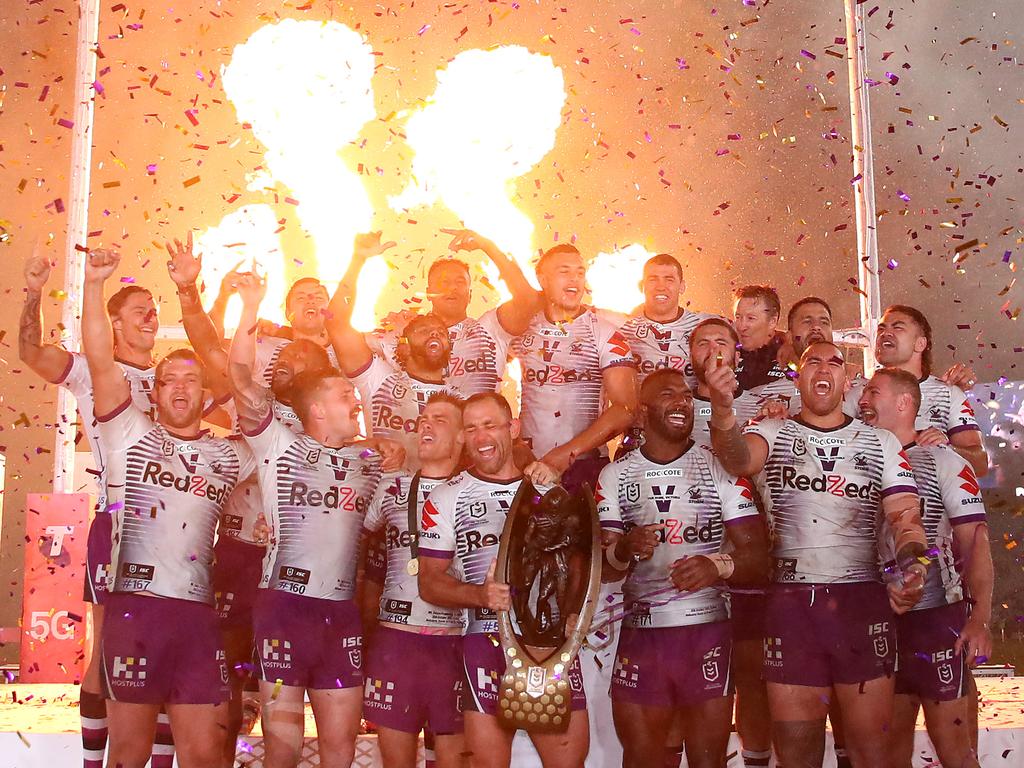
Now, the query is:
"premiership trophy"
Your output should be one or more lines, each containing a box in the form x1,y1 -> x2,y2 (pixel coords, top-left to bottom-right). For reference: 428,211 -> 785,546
493,481 -> 602,733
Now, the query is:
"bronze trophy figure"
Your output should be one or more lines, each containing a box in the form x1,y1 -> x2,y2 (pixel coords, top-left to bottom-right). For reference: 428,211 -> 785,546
494,481 -> 602,733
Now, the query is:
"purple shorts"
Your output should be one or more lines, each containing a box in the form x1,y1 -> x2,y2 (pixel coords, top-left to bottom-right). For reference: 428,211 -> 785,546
83,513 -> 113,605
101,593 -> 228,705
253,590 -> 363,690
895,601 -> 970,701
213,536 -> 265,628
561,453 -> 609,496
729,591 -> 766,644
363,627 -> 464,735
462,632 -> 586,715
763,582 -> 895,687
611,621 -> 733,708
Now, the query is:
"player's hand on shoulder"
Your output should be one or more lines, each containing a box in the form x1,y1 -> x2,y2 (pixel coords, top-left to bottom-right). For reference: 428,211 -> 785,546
941,362 -> 977,392
916,427 -> 949,447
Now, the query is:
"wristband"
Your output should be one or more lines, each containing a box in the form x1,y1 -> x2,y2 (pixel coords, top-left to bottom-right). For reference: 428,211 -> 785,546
706,553 -> 735,580
606,544 -> 632,571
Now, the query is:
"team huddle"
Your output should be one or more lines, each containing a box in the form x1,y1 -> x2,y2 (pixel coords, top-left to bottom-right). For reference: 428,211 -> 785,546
18,229 -> 993,768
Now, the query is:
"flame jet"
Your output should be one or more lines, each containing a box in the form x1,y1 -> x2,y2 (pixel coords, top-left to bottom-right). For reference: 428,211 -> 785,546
392,46 -> 566,288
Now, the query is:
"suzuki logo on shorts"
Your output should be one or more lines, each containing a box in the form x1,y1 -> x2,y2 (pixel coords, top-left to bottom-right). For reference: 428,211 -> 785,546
814,445 -> 842,472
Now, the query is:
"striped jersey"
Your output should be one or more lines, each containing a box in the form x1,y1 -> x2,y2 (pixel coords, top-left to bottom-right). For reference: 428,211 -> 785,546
242,414 -> 382,601
363,472 -> 466,629
511,308 -> 637,457
98,400 -> 253,603
846,375 -> 980,436
743,416 -> 918,584
612,309 -> 721,389
597,444 -> 759,628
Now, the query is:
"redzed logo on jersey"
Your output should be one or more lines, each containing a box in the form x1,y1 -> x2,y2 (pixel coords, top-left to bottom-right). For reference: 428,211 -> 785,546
420,499 -> 440,530
958,465 -> 980,496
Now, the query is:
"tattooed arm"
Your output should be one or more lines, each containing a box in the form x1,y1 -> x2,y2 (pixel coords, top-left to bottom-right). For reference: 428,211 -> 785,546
19,245 -> 72,382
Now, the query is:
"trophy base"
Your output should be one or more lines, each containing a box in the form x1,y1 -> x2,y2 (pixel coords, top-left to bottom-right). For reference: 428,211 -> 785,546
496,643 -> 573,733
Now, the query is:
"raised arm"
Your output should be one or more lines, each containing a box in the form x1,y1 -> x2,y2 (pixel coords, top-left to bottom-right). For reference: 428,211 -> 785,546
442,228 -> 541,335
82,250 -> 130,416
706,360 -> 769,476
19,243 -> 72,382
228,272 -> 272,433
166,234 -> 230,386
207,261 -> 243,340
325,231 -> 395,376
541,364 -> 638,473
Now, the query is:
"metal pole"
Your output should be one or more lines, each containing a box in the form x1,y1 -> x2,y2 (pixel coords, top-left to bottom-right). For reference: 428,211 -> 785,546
844,0 -> 881,374
53,0 -> 102,492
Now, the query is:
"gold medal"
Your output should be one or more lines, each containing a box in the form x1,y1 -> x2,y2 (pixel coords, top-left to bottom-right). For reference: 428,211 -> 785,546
407,558 -> 419,576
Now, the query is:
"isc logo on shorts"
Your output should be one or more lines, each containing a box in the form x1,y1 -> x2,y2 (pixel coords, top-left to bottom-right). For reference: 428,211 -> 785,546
869,621 -> 890,658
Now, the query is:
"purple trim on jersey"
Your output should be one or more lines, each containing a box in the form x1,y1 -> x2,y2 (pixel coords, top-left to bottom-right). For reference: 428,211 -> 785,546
880,484 -> 918,498
947,423 -> 981,435
951,513 -> 987,525
204,391 -> 232,416
95,397 -> 132,423
241,409 -> 274,437
600,520 -> 626,531
419,547 -> 455,559
350,356 -> 374,378
793,414 -> 854,433
54,352 -> 75,385
601,359 -> 638,372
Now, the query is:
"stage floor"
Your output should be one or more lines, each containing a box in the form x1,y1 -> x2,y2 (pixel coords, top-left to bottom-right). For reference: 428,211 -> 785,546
1,681 -> 1022,767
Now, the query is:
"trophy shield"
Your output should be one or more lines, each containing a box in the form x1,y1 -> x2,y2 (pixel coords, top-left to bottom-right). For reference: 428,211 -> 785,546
493,481 -> 602,733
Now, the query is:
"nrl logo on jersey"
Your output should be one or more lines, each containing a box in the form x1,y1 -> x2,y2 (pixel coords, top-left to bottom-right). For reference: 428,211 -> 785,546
306,448 -> 322,465
162,440 -> 176,458
792,438 -> 807,456
625,482 -> 642,503
392,382 -> 409,400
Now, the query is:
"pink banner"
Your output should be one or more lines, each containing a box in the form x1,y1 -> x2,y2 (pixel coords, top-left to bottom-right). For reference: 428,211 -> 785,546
19,493 -> 90,683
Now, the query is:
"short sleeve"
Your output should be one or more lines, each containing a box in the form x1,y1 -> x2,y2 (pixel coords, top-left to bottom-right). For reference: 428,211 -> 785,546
935,447 -> 986,525
477,309 -> 513,361
418,482 -> 457,559
878,430 -> 919,498
596,318 -> 638,371
741,418 -> 784,452
241,410 -> 298,465
945,385 -> 981,435
56,351 -> 87,391
365,329 -> 400,369
708,451 -> 760,525
229,438 -> 258,480
363,477 -> 394,533
96,399 -> 155,448
595,461 -> 624,532
350,355 -> 395,403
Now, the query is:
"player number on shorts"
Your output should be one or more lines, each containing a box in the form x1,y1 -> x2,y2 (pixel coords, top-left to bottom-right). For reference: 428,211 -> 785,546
29,610 -> 76,641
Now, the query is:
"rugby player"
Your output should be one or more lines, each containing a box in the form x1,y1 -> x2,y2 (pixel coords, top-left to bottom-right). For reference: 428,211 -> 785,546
82,249 -> 254,768
708,340 -> 928,766
19,246 -> 178,768
597,369 -> 771,768
786,297 -> 834,360
417,393 -> 585,768
511,244 -> 638,492
845,305 -> 988,477
362,393 -> 468,767
859,368 -> 992,768
230,272 -> 384,768
328,232 -> 463,453
369,228 -> 540,395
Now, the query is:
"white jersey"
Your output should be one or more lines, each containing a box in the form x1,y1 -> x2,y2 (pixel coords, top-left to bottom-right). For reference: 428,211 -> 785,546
57,353 -> 157,510
846,374 -> 980,437
884,443 -> 986,610
691,378 -> 799,446
419,471 -> 546,634
596,444 -> 759,628
363,472 -> 466,629
743,416 -> 918,584
219,397 -> 302,544
512,308 -> 637,457
614,309 -> 720,389
368,310 -> 513,396
98,400 -> 253,603
242,415 -> 382,601
351,356 -> 463,447
254,334 -> 338,388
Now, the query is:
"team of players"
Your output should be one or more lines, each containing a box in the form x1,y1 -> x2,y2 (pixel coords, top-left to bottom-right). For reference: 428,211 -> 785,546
18,231 -> 993,768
